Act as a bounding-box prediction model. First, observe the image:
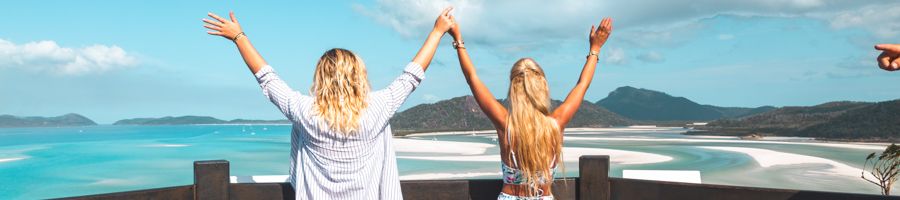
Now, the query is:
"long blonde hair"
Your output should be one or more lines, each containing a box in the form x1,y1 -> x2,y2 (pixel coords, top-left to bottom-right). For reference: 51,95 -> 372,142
312,48 -> 370,135
507,58 -> 563,195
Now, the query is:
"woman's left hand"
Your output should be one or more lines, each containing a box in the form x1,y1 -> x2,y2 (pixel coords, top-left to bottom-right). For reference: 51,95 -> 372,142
204,11 -> 243,41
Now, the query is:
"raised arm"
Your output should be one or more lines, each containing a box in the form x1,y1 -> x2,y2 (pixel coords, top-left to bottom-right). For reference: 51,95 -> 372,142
379,7 -> 454,114
204,11 -> 303,120
204,11 -> 266,74
410,7 -> 455,72
449,17 -> 508,129
552,17 -> 613,128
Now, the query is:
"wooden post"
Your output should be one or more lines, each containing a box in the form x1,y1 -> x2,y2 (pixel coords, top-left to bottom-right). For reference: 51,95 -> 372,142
578,155 -> 610,200
194,160 -> 229,200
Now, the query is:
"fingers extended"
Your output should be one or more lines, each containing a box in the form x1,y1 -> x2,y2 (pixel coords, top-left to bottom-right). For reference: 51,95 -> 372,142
203,25 -> 222,31
602,18 -> 609,29
208,12 -> 228,23
875,44 -> 900,53
442,6 -> 453,16
202,19 -> 223,27
229,11 -> 238,23
606,18 -> 614,32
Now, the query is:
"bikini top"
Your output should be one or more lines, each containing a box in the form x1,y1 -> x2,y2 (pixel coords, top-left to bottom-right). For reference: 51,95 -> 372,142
501,129 -> 558,185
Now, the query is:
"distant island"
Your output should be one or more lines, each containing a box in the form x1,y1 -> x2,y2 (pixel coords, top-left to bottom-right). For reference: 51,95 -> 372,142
113,116 -> 290,125
0,113 -> 97,128
4,85 -> 900,142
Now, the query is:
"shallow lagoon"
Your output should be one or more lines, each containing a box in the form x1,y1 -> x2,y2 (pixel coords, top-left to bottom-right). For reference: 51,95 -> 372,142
0,125 -> 891,199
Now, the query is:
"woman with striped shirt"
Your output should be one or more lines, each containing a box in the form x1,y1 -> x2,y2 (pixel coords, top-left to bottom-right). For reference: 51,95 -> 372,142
203,7 -> 456,199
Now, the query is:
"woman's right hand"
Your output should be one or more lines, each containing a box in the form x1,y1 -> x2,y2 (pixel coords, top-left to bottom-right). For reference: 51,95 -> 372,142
589,17 -> 613,52
876,44 -> 900,71
204,11 -> 244,41
433,7 -> 455,34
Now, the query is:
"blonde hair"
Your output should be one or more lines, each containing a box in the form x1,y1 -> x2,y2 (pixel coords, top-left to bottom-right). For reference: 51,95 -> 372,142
507,58 -> 563,195
312,48 -> 370,135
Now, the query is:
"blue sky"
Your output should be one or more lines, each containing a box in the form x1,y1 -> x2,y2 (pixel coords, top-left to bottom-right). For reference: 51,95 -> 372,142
1,0 -> 900,124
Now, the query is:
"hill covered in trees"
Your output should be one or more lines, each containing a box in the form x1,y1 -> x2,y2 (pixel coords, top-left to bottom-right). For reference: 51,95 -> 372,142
390,95 -> 631,134
113,116 -> 289,125
596,86 -> 774,121
0,113 -> 97,128
694,101 -> 900,141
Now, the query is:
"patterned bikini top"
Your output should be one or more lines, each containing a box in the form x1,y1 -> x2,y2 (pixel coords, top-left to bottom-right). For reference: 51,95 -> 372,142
501,130 -> 558,185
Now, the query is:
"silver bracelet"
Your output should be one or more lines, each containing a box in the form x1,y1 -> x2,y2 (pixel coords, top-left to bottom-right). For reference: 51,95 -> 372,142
232,32 -> 246,42
453,40 -> 465,49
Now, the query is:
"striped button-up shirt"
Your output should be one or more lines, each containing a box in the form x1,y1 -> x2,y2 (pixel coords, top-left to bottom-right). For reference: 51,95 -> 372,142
254,62 -> 425,199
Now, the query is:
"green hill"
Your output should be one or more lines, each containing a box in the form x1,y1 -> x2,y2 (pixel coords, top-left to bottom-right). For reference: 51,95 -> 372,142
0,113 -> 97,128
596,86 -> 774,121
390,95 -> 631,134
113,116 -> 289,125
694,101 -> 898,140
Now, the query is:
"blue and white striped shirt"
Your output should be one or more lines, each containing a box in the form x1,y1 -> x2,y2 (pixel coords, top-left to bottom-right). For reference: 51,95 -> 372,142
254,62 -> 425,200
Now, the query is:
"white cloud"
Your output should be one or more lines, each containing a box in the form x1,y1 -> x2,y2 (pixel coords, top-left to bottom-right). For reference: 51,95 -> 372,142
0,39 -> 137,75
605,47 -> 626,65
355,0 -> 900,53
825,3 -> 900,38
717,34 -> 735,40
637,51 -> 665,63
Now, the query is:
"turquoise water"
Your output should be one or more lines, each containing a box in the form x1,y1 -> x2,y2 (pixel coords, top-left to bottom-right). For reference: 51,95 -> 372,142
0,125 -> 890,199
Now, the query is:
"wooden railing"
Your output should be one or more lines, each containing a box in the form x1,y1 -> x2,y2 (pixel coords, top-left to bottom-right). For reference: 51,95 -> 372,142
59,155 -> 896,200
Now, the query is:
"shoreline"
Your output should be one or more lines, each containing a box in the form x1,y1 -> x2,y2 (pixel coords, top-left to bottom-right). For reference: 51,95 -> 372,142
401,126 -> 685,137
402,127 -> 890,147
565,136 -> 888,150
686,130 -> 898,143
699,146 -> 877,180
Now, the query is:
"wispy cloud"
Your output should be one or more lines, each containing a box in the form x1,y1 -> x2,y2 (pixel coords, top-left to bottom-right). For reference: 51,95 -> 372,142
0,39 -> 137,75
636,51 -> 665,63
605,47 -> 627,65
355,0 -> 900,52
717,34 -> 735,40
825,3 -> 900,38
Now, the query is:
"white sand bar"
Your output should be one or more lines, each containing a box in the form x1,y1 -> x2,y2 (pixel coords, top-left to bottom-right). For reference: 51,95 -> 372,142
567,137 -> 887,150
403,127 -> 685,137
0,157 -> 26,163
699,146 -> 873,179
393,138 -> 494,155
398,147 -> 672,165
143,144 -> 190,148
403,130 -> 495,137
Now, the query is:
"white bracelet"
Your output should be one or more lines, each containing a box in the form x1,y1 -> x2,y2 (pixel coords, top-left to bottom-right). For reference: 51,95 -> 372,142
587,50 -> 599,60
